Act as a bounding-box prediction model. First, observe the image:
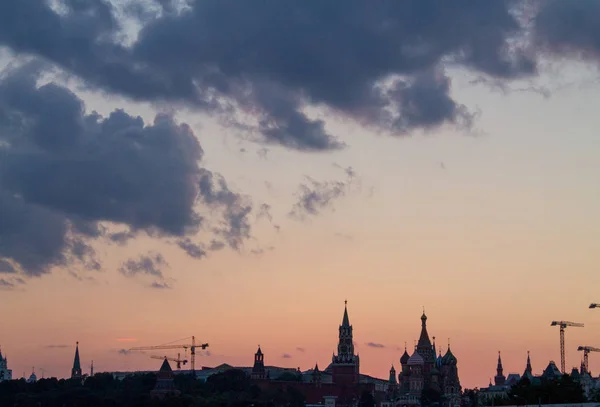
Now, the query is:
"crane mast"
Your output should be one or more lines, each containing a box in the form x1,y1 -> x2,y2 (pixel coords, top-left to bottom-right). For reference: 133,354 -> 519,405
577,346 -> 600,374
551,321 -> 584,374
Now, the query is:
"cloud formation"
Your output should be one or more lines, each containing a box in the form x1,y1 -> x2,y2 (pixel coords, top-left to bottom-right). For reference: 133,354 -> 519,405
366,342 -> 386,349
290,166 -> 359,220
282,353 -> 292,359
0,1 -> 555,151
0,64 -> 252,279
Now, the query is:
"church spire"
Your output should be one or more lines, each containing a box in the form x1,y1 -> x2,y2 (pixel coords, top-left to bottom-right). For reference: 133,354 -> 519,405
524,351 -> 532,375
71,342 -> 82,379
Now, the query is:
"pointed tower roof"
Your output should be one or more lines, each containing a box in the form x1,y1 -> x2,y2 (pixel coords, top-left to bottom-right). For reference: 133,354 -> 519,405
73,342 -> 81,371
256,346 -> 263,356
417,310 -> 431,347
342,300 -> 350,327
159,358 -> 172,373
524,351 -> 532,375
389,365 -> 397,383
314,363 -> 320,372
497,351 -> 503,371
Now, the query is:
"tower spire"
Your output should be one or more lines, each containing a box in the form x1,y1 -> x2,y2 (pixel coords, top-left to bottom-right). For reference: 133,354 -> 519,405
494,351 -> 506,386
524,350 -> 532,375
71,342 -> 82,379
342,300 -> 350,327
417,309 -> 431,347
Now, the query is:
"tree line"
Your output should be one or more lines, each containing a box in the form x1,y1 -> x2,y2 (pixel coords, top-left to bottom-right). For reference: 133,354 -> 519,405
0,369 -> 307,407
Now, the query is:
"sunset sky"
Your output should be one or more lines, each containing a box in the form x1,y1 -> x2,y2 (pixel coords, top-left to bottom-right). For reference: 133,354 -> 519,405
1,0 -> 600,389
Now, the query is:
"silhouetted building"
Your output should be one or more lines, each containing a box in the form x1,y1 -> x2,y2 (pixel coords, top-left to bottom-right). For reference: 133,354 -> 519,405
246,302 -> 388,406
494,351 -> 506,386
331,301 -> 360,386
0,347 -> 12,382
251,346 -> 267,380
71,342 -> 82,379
151,358 -> 180,399
397,312 -> 461,407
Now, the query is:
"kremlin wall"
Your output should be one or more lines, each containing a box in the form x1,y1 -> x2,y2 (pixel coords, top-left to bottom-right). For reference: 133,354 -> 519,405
2,303 -> 600,407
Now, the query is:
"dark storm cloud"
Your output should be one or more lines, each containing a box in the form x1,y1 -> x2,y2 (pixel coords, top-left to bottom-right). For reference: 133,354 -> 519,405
0,65 -> 252,277
534,0 -> 600,61
0,259 -> 16,274
0,0 -> 540,150
366,342 -> 386,349
119,253 -> 167,278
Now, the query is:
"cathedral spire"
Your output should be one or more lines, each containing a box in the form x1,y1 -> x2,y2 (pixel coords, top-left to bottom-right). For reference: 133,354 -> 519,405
71,342 -> 82,379
417,310 -> 431,347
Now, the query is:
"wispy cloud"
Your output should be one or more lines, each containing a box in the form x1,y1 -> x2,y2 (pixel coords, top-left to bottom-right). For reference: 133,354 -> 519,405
116,338 -> 138,343
366,342 -> 386,349
282,353 -> 292,359
150,281 -> 172,289
296,347 -> 306,353
45,344 -> 70,349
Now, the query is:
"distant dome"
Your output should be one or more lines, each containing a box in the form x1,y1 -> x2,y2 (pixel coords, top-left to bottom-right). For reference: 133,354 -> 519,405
407,351 -> 424,366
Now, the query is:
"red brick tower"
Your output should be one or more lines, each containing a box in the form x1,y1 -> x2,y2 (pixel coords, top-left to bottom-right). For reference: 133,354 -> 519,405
331,301 -> 359,385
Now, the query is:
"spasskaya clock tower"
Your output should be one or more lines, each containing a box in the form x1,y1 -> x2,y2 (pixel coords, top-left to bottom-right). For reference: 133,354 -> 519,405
331,301 -> 360,385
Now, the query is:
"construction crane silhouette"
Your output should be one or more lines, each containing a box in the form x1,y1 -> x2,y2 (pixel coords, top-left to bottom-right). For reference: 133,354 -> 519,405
129,336 -> 208,373
551,320 -> 584,374
577,346 -> 600,374
150,353 -> 188,370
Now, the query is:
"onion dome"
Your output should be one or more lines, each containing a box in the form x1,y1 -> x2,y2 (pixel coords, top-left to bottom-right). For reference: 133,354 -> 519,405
400,349 -> 410,365
442,347 -> 457,365
407,351 -> 424,366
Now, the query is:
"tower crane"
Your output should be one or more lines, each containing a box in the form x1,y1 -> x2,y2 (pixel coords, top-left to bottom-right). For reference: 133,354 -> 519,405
577,346 -> 600,374
150,353 -> 188,370
129,336 -> 208,373
551,321 -> 584,374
